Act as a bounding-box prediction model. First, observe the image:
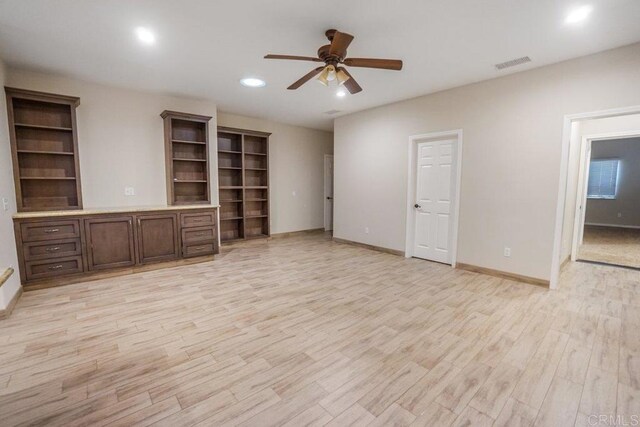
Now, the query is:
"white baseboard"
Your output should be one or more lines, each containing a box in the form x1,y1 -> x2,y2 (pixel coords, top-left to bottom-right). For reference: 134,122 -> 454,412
585,222 -> 640,230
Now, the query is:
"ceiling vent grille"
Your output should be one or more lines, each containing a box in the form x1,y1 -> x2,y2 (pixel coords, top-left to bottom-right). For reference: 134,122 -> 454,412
495,56 -> 531,70
324,109 -> 342,115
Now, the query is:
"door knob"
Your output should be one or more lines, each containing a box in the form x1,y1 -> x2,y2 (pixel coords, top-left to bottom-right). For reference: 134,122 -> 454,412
414,204 -> 421,209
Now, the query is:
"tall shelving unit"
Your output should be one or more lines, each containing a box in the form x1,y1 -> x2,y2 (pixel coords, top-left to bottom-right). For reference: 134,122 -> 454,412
217,126 -> 271,243
5,87 -> 83,212
161,110 -> 213,205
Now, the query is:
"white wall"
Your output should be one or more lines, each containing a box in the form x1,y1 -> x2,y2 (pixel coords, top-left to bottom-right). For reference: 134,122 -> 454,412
6,69 -> 219,208
560,113 -> 640,260
586,138 -> 640,227
217,112 -> 333,234
334,42 -> 640,281
0,60 -> 21,310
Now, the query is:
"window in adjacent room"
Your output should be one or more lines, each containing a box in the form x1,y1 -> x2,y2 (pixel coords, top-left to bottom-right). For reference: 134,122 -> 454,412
587,159 -> 620,199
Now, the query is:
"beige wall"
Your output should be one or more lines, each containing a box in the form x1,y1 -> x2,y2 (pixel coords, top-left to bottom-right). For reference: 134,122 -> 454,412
560,113 -> 640,260
586,138 -> 640,227
6,69 -> 219,208
0,60 -> 21,310
217,112 -> 333,234
334,43 -> 640,281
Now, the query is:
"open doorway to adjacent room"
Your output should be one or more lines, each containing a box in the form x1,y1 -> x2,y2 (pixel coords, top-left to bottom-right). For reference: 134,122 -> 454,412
554,110 -> 640,286
576,136 -> 640,268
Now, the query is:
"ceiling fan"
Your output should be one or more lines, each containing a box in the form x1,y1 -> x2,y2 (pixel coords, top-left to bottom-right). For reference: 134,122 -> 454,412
264,29 -> 403,94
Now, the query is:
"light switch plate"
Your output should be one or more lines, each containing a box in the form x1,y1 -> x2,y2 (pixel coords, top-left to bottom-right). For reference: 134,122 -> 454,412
2,197 -> 8,211
125,187 -> 135,196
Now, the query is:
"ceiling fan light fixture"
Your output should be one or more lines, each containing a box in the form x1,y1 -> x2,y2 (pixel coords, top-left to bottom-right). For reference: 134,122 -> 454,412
317,65 -> 336,86
336,68 -> 350,86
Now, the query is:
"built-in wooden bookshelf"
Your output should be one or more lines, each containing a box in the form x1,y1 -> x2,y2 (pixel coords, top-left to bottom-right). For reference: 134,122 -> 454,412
217,126 -> 271,242
5,87 -> 83,212
161,110 -> 213,205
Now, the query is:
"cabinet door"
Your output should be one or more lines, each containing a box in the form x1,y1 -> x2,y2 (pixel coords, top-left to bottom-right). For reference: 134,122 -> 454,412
137,214 -> 179,264
85,216 -> 136,271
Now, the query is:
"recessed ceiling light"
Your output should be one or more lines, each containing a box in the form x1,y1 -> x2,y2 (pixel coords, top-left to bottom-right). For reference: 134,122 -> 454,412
336,89 -> 347,98
135,27 -> 156,45
565,5 -> 593,24
240,78 -> 266,88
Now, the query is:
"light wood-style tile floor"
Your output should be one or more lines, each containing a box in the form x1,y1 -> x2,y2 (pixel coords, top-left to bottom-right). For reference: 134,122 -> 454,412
1,232 -> 639,426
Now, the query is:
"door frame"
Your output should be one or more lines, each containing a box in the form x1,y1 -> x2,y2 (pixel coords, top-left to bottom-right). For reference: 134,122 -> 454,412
571,130 -> 640,261
324,154 -> 334,231
550,104 -> 640,290
404,129 -> 463,266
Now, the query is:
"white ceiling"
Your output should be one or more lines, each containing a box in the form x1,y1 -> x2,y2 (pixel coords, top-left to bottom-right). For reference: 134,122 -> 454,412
1,0 -> 639,131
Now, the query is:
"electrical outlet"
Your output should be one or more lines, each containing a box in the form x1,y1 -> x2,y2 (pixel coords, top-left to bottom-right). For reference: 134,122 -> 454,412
1,197 -> 8,211
504,247 -> 511,257
365,227 -> 370,234
618,212 -> 623,218
125,187 -> 135,196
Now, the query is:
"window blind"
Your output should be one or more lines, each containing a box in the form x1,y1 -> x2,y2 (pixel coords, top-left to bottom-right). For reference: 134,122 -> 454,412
587,159 -> 619,199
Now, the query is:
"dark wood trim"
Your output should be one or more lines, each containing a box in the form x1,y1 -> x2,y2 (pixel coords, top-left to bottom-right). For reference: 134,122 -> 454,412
456,262 -> 550,287
4,87 -> 80,107
0,286 -> 23,321
332,237 -> 405,257
217,126 -> 272,138
160,110 -> 212,122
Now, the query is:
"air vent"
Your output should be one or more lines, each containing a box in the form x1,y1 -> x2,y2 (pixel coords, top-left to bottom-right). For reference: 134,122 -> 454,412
495,56 -> 532,70
324,109 -> 342,115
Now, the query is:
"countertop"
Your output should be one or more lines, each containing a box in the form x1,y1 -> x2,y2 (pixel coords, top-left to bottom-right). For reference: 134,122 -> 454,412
13,204 -> 219,219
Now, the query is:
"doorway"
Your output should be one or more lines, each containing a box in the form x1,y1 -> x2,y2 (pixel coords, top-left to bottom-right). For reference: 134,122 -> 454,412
572,134 -> 640,269
552,106 -> 640,289
405,130 -> 462,266
324,155 -> 334,231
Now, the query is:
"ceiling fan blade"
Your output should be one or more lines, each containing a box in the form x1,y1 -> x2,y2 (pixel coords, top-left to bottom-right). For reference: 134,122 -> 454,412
287,67 -> 325,90
343,58 -> 403,70
265,54 -> 323,62
338,68 -> 362,94
329,31 -> 354,57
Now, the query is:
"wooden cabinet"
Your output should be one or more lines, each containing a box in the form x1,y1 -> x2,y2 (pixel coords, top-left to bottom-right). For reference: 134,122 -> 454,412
85,216 -> 136,271
161,111 -> 213,206
137,214 -> 179,264
13,207 -> 218,288
217,126 -> 270,243
5,87 -> 83,212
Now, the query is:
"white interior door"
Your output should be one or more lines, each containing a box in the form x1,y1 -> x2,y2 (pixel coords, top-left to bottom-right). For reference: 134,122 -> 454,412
413,139 -> 457,263
324,155 -> 334,231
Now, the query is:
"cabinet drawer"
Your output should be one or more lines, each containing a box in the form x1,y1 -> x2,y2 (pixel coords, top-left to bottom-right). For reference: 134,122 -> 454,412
23,238 -> 82,261
20,220 -> 81,242
183,242 -> 216,258
25,256 -> 83,281
182,226 -> 217,244
181,211 -> 216,228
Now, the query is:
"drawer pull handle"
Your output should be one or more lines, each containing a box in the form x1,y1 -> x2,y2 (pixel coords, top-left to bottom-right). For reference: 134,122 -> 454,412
46,247 -> 61,252
194,246 -> 205,251
48,265 -> 64,270
196,232 -> 206,236
193,219 -> 206,222
44,228 -> 60,233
